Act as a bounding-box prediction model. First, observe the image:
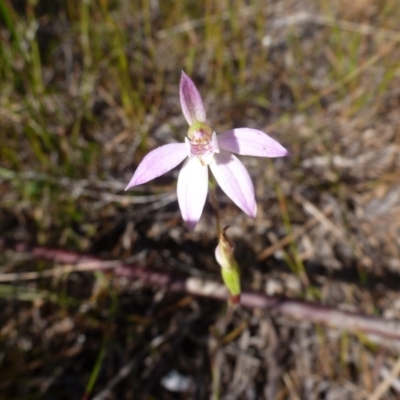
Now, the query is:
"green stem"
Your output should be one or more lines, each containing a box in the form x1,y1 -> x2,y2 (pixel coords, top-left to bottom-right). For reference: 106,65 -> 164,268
209,176 -> 221,237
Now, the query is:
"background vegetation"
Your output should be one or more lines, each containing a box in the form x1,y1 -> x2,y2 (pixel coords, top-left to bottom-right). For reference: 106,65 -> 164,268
1,0 -> 400,398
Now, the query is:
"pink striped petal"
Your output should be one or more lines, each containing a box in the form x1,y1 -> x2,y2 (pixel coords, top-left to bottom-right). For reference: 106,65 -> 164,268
217,128 -> 288,158
210,151 -> 256,218
179,71 -> 206,125
177,157 -> 208,230
125,143 -> 187,189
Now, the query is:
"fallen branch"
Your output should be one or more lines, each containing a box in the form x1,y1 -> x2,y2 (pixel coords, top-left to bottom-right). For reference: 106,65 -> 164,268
1,238 -> 400,349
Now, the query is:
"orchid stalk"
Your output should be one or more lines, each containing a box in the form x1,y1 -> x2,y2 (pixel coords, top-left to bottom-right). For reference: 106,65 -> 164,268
126,71 -> 288,230
215,226 -> 241,305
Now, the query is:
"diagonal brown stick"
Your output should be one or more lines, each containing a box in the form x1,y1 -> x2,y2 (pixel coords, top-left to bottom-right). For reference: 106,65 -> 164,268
1,238 -> 400,349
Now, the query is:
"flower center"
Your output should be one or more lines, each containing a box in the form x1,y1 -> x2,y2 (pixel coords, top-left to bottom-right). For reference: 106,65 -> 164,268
186,121 -> 219,165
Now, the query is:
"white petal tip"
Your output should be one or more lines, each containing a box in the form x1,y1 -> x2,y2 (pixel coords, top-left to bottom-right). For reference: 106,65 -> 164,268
125,182 -> 133,191
125,178 -> 140,191
245,204 -> 257,219
281,148 -> 290,157
266,145 -> 290,158
185,219 -> 198,231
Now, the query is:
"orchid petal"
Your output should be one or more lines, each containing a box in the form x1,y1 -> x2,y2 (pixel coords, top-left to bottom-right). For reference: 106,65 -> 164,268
179,71 -> 206,125
210,151 -> 256,218
125,143 -> 187,190
218,128 -> 288,158
177,157 -> 208,230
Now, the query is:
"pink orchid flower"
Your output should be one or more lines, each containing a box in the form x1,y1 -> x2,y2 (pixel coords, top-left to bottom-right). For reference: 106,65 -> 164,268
126,71 -> 288,230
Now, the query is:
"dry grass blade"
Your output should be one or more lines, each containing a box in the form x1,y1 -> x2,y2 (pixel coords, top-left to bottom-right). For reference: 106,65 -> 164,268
368,356 -> 400,400
257,206 -> 333,261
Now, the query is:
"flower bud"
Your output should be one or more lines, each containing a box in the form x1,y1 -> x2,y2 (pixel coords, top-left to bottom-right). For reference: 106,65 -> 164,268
215,226 -> 241,304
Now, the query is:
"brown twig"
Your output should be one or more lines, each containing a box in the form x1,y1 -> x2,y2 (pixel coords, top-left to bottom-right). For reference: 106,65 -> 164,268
257,206 -> 333,261
1,238 -> 400,349
368,356 -> 400,400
